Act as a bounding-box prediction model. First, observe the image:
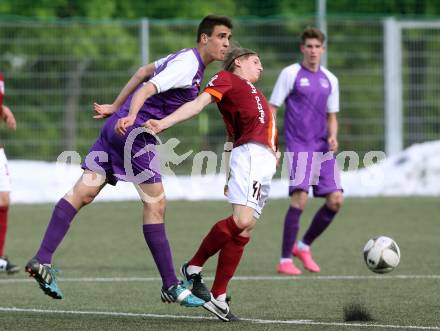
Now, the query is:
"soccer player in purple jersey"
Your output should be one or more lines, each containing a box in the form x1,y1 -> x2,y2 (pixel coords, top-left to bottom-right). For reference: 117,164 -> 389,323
25,15 -> 233,306
270,28 -> 344,275
0,72 -> 20,274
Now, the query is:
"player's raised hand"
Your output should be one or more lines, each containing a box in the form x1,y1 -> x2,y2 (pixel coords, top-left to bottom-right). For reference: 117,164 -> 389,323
143,119 -> 165,134
93,103 -> 117,119
115,115 -> 136,136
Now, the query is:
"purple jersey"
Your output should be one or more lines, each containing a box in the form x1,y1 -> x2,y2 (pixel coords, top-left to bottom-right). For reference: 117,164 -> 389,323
116,48 -> 205,125
83,48 -> 205,185
270,63 -> 341,195
270,63 -> 339,152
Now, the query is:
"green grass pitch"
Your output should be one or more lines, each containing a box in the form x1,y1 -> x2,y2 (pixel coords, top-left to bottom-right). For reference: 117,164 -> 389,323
1,197 -> 439,330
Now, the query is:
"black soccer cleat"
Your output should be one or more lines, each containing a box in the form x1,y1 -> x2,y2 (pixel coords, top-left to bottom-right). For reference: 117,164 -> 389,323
0,256 -> 20,274
25,258 -> 63,299
180,262 -> 211,302
203,294 -> 239,322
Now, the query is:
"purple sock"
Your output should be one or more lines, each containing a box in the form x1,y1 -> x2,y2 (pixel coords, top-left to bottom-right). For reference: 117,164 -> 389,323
302,204 -> 337,246
142,223 -> 179,290
35,198 -> 77,264
281,207 -> 302,258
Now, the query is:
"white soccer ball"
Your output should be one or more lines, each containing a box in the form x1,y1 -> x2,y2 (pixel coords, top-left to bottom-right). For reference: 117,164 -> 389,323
363,236 -> 400,273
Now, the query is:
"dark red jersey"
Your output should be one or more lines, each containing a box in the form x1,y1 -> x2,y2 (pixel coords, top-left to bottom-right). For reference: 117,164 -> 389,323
204,70 -> 277,151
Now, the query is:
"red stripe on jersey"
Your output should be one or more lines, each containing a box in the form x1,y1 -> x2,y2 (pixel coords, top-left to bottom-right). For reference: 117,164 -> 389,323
204,87 -> 223,102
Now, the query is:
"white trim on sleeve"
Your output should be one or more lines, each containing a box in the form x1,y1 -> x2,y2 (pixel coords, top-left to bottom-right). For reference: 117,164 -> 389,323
269,63 -> 301,107
321,66 -> 340,113
149,50 -> 199,94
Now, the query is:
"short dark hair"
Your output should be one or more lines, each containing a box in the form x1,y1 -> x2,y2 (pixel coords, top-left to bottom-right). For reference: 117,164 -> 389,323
301,27 -> 325,45
223,44 -> 258,72
197,15 -> 233,42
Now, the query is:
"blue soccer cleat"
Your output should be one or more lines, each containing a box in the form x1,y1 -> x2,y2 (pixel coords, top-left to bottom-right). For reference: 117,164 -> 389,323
160,282 -> 205,307
25,257 -> 64,299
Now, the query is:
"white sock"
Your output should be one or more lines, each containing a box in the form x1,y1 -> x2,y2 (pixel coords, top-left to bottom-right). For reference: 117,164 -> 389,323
187,265 -> 202,275
0,259 -> 7,270
280,258 -> 293,264
298,240 -> 310,251
216,293 -> 227,302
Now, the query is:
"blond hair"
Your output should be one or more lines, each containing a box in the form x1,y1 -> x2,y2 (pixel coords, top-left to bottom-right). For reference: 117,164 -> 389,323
223,43 -> 258,72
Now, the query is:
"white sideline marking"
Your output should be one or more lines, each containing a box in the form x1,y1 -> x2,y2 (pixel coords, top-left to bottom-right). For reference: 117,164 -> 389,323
0,307 -> 439,330
1,274 -> 440,283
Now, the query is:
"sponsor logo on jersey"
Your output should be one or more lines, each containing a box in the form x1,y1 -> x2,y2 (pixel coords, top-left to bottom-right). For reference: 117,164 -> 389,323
207,74 -> 218,87
255,95 -> 265,124
247,81 -> 265,124
320,78 -> 329,88
299,77 -> 310,87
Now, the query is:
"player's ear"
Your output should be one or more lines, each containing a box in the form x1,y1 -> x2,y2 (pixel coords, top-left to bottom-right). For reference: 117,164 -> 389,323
201,33 -> 209,44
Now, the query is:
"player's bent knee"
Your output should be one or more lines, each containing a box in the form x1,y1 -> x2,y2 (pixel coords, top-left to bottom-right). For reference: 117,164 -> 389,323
80,192 -> 98,206
143,198 -> 166,220
235,217 -> 256,231
0,192 -> 10,207
327,192 -> 344,211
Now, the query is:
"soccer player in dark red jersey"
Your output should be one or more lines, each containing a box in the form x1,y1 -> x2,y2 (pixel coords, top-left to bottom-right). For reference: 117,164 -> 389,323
0,72 -> 19,274
25,15 -> 232,306
145,45 -> 278,321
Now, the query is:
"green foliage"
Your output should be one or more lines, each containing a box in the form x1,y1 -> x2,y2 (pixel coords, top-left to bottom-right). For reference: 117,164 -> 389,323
2,0 -> 440,20
1,1 -> 440,160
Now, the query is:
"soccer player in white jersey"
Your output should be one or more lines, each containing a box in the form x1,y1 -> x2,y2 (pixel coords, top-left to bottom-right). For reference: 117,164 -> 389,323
25,16 -> 232,307
0,72 -> 19,274
270,28 -> 343,275
145,45 -> 277,321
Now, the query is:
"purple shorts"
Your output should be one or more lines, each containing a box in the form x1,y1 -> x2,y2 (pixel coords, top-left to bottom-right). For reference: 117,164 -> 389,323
82,114 -> 161,186
286,150 -> 342,197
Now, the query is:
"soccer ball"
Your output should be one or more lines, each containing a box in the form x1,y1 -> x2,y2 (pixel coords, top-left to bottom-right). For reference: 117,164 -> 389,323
363,236 -> 400,273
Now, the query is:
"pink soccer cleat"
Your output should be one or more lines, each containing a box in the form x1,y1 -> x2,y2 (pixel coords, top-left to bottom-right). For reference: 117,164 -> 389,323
292,244 -> 321,273
276,260 -> 302,275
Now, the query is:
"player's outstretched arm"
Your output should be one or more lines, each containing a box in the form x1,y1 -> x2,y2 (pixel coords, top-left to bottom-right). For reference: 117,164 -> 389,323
1,105 -> 16,130
112,63 -> 155,109
144,92 -> 214,134
93,63 -> 156,120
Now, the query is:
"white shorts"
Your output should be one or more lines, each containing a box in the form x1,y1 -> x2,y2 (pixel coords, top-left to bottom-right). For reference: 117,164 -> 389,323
227,142 -> 276,219
0,148 -> 11,192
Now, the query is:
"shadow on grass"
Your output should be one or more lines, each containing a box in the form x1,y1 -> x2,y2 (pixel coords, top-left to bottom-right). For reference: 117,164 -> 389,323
343,302 -> 374,322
